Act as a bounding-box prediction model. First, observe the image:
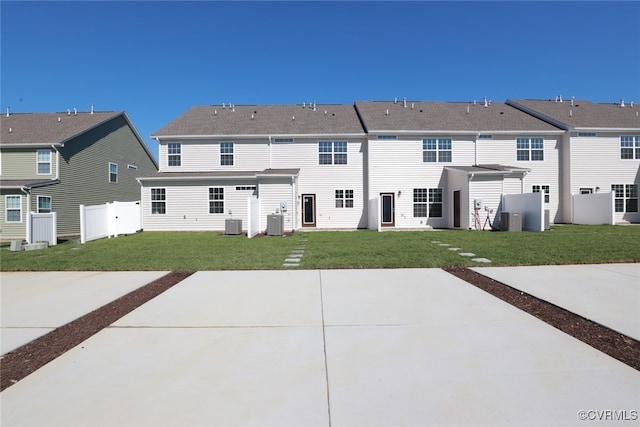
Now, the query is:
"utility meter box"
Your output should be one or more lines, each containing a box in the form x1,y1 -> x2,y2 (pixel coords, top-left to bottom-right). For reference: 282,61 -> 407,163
474,199 -> 483,209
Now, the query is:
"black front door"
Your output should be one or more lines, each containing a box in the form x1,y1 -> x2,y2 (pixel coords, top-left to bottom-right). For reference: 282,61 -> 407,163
302,194 -> 316,227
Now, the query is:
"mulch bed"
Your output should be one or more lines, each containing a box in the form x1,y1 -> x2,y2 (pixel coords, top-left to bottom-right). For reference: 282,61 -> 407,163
444,266 -> 640,372
0,271 -> 193,391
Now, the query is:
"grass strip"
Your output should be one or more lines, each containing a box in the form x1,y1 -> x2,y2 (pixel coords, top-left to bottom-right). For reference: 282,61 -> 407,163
0,271 -> 193,391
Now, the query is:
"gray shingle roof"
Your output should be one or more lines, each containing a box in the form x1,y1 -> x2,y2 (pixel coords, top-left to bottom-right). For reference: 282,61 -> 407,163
0,111 -> 122,146
152,104 -> 365,137
0,179 -> 59,189
354,101 -> 561,133
507,99 -> 640,130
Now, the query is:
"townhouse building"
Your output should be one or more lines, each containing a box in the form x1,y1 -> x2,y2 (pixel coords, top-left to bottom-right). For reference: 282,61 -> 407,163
0,110 -> 158,241
140,98 -> 638,233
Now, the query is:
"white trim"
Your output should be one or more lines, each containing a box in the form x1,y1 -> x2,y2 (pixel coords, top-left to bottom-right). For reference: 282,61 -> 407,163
108,162 -> 118,183
154,133 -> 367,141
37,195 -> 53,213
36,149 -> 52,175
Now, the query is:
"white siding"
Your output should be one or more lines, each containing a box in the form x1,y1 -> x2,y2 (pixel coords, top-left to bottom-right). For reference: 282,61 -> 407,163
469,177 -> 503,230
368,135 -> 475,228
478,134 -> 561,224
158,140 -> 270,172
569,133 -> 640,223
272,138 -> 367,229
141,179 -> 257,231
257,178 -> 296,232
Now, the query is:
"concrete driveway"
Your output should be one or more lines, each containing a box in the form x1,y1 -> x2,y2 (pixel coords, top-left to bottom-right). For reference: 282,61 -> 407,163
1,268 -> 638,426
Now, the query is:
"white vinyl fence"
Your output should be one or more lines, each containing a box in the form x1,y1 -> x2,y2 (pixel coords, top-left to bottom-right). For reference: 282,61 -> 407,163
247,196 -> 260,238
80,201 -> 141,244
29,212 -> 57,245
572,192 -> 615,225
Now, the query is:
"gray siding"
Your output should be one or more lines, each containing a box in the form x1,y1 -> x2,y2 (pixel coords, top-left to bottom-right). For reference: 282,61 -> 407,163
0,190 -> 27,240
0,148 -> 58,179
30,116 -> 158,236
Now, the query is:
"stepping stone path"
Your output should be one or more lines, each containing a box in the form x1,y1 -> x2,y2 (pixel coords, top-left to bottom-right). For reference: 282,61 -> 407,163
432,240 -> 491,263
283,237 -> 307,268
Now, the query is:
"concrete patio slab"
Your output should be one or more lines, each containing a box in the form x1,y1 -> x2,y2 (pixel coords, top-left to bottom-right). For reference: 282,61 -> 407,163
1,327 -> 330,427
1,268 -> 638,426
113,270 -> 323,328
321,269 -> 639,426
0,271 -> 168,354
472,264 -> 640,340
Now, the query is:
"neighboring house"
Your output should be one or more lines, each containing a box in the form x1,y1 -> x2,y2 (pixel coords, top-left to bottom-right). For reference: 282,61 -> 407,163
0,109 -> 158,240
140,104 -> 367,233
354,100 -> 564,229
507,99 -> 640,223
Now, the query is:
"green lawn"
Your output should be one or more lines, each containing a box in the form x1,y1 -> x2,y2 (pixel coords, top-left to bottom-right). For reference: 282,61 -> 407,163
1,225 -> 638,271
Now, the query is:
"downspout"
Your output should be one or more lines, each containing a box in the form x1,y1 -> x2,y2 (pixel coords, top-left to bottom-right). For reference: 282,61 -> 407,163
268,136 -> 272,169
474,133 -> 479,166
21,187 -> 31,243
51,144 -> 60,180
291,176 -> 296,231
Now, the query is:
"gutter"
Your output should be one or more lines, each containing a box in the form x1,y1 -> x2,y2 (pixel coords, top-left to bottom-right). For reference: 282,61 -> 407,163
20,186 -> 30,243
153,133 -> 367,140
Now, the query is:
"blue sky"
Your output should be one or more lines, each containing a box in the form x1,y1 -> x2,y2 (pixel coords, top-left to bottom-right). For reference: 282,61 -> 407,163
2,1 -> 639,160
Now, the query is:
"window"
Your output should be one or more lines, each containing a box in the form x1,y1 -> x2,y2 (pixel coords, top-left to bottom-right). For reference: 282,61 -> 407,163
151,188 -> 166,214
532,185 -> 550,203
319,141 -> 347,165
220,142 -> 234,166
612,184 -> 638,213
413,188 -> 428,217
422,138 -> 452,163
209,187 -> 224,214
413,188 -> 442,217
37,196 -> 52,213
429,188 -> 443,217
335,189 -> 354,208
6,195 -> 22,222
37,150 -> 51,175
516,137 -> 544,161
620,136 -> 640,160
377,135 -> 398,140
168,143 -> 181,166
109,162 -> 118,183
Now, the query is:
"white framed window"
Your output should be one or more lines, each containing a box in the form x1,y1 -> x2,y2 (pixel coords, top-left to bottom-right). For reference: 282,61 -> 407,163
220,142 -> 234,166
413,188 -> 442,217
335,189 -> 354,208
5,195 -> 22,222
612,184 -> 638,213
422,138 -> 452,163
109,162 -> 118,183
532,185 -> 550,203
319,141 -> 347,165
37,196 -> 52,213
516,137 -> 544,161
413,188 -> 428,217
620,136 -> 640,160
167,143 -> 181,166
209,187 -> 224,214
37,149 -> 51,175
151,188 -> 166,214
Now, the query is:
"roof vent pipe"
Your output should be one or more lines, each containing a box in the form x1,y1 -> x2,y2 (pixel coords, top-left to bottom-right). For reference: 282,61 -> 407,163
313,102 -> 316,111
303,102 -> 306,108
67,109 -> 71,115
214,110 -> 217,115
292,116 -> 295,121
571,97 -> 574,106
620,99 -> 625,108
90,104 -> 94,114
73,108 -> 77,115
403,97 -> 407,108
385,109 -> 389,115
394,97 -> 397,104
630,101 -> 634,107
231,103 -> 235,112
411,103 -> 414,109
251,114 -> 254,120
483,97 -> 488,108
559,94 -> 563,102
9,127 -> 12,133
58,117 -> 61,122
569,109 -> 573,117
5,106 -> 9,117
324,110 -> 327,115
467,105 -> 470,114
